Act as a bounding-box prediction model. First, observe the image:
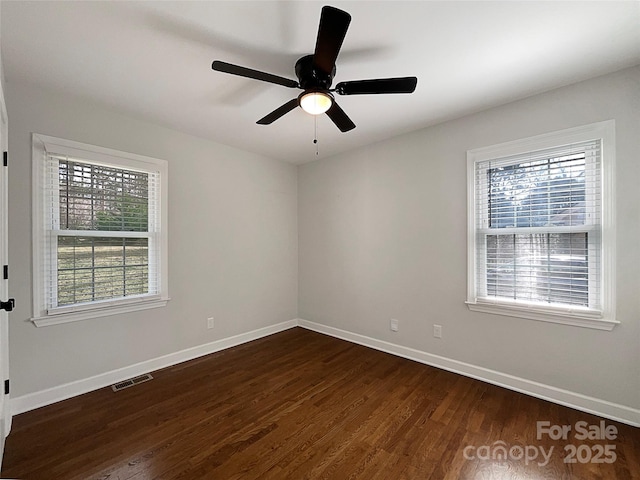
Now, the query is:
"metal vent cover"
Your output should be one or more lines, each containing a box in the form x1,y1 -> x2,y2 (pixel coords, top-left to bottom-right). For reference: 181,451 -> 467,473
111,373 -> 153,392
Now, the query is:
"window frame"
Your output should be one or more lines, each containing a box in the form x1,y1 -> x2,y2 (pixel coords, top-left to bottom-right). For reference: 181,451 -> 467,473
466,121 -> 617,331
31,134 -> 169,327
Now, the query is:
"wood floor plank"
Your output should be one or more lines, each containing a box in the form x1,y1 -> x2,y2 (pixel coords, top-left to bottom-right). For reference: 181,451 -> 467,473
2,328 -> 639,479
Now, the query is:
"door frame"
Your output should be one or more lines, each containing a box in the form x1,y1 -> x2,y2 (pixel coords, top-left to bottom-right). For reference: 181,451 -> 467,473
0,73 -> 11,463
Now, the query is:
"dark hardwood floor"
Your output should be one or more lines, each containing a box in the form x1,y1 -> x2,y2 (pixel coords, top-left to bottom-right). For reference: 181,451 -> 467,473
2,327 -> 639,479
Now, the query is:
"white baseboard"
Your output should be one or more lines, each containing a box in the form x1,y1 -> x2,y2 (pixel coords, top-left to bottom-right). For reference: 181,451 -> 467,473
298,319 -> 640,428
11,318 -> 640,428
10,319 -> 298,416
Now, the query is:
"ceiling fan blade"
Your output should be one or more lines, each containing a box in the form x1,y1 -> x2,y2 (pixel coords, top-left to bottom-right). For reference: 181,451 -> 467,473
257,98 -> 299,125
212,61 -> 299,89
336,77 -> 418,95
313,6 -> 351,75
325,102 -> 356,132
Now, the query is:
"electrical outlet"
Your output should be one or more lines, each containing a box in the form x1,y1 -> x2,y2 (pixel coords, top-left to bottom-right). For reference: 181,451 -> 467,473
390,318 -> 399,332
207,317 -> 215,329
433,324 -> 442,339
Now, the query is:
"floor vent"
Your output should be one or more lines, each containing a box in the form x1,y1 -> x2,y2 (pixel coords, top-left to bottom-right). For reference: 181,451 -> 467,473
111,373 -> 153,392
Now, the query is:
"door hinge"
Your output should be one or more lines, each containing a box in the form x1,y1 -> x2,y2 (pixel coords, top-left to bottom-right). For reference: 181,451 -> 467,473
3,265 -> 7,280
0,298 -> 14,312
4,379 -> 9,395
3,151 -> 6,167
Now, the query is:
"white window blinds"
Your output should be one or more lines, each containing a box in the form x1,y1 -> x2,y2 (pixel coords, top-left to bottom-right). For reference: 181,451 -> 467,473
467,121 -> 616,330
29,131 -> 166,318
32,134 -> 169,326
42,149 -> 162,313
473,140 -> 602,312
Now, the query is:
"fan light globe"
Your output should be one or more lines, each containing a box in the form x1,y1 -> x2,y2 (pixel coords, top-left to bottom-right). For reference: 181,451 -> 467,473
300,91 -> 333,115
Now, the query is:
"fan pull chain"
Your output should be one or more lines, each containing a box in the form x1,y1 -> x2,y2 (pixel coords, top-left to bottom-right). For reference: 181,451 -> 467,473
313,116 -> 319,156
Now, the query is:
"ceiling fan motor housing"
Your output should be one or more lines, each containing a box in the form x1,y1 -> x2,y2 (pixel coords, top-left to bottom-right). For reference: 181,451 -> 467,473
295,54 -> 335,91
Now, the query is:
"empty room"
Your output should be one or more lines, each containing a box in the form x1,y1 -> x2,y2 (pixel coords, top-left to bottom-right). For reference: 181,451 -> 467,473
0,1 -> 639,479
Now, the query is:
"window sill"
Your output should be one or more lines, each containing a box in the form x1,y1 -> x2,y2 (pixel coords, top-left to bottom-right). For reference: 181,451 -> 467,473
31,297 -> 170,327
466,300 -> 619,331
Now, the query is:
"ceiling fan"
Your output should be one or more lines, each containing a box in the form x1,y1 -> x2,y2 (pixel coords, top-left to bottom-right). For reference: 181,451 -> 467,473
212,5 -> 417,132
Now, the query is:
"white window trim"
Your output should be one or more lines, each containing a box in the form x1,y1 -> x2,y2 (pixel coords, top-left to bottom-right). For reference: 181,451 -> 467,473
466,120 -> 617,331
31,134 -> 170,327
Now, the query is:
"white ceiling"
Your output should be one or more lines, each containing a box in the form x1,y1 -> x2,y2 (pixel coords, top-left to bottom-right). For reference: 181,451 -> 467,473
2,1 -> 639,164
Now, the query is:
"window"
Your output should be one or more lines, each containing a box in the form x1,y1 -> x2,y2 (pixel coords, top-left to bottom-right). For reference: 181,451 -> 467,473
32,134 -> 169,326
466,121 -> 617,330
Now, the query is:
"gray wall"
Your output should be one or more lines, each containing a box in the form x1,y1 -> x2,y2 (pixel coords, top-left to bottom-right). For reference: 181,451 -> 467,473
7,82 -> 298,398
298,66 -> 640,410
